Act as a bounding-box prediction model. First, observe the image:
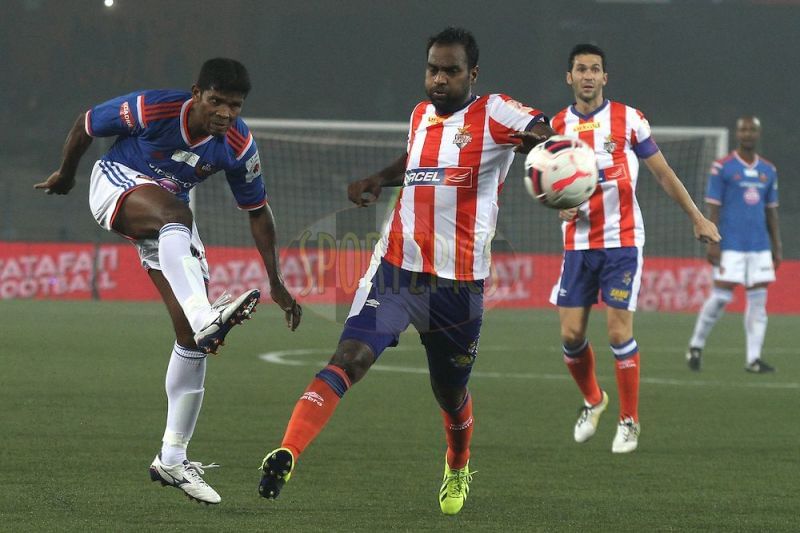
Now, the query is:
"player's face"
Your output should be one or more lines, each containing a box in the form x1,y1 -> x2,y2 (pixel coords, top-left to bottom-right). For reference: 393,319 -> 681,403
736,117 -> 761,151
567,54 -> 607,105
425,43 -> 478,114
190,87 -> 246,137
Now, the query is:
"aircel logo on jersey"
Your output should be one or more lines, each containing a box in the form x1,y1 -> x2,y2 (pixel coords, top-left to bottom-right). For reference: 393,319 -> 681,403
598,164 -> 629,183
404,167 -> 474,188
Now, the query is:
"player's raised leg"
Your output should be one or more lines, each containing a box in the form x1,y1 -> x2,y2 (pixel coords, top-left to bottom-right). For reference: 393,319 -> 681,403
113,185 -> 259,354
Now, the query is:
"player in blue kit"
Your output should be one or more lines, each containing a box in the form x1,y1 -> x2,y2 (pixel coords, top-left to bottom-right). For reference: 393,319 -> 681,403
686,116 -> 781,373
35,58 -> 302,504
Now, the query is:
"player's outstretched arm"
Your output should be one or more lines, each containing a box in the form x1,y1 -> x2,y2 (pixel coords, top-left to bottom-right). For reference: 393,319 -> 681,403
34,113 -> 93,195
644,151 -> 720,244
347,153 -> 408,207
249,205 -> 302,331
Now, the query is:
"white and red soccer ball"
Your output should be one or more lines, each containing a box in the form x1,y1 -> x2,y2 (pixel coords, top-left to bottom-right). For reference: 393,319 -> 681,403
523,136 -> 599,209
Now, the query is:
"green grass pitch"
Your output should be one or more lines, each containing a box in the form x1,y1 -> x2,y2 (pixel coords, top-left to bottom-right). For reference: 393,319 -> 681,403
1,299 -> 797,532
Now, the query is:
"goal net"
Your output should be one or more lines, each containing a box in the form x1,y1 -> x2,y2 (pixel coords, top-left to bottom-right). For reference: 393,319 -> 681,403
193,119 -> 727,260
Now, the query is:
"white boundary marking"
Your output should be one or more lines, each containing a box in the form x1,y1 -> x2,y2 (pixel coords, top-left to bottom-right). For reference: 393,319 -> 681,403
258,348 -> 799,390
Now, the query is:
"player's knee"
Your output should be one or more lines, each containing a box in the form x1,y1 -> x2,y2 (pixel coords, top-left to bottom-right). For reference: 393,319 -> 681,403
431,380 -> 467,412
159,203 -> 193,228
560,326 -> 585,347
331,340 -> 375,384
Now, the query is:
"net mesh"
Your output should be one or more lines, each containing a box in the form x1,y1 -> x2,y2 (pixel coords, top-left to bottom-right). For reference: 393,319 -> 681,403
193,120 -> 727,260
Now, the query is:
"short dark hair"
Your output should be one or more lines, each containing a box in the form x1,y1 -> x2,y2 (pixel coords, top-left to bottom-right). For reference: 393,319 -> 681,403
568,43 -> 606,72
427,27 -> 479,69
196,58 -> 251,97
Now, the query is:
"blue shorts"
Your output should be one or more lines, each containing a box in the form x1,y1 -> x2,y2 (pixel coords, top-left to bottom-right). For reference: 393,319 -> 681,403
341,259 -> 484,386
549,247 -> 643,311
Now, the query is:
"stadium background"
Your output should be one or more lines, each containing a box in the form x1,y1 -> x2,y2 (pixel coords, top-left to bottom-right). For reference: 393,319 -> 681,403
2,2 -> 799,531
3,0 -> 797,248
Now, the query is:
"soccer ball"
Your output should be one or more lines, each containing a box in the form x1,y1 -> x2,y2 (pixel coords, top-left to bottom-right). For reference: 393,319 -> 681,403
523,136 -> 599,209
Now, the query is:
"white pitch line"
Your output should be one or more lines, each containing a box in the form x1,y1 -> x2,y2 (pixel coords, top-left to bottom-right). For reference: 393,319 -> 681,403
258,349 -> 799,390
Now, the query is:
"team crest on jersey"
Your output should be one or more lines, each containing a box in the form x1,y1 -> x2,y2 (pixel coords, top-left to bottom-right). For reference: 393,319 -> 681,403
622,271 -> 632,286
603,134 -> 617,153
453,125 -> 473,149
743,186 -> 760,205
759,173 -> 768,182
733,173 -> 742,181
195,162 -> 218,178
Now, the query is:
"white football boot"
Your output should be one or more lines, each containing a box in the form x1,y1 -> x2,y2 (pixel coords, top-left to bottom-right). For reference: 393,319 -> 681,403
149,454 -> 221,504
194,289 -> 260,355
611,417 -> 641,454
574,390 -> 609,443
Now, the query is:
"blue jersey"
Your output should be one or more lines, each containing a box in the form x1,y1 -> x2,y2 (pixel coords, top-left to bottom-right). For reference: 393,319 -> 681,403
85,89 -> 266,209
705,151 -> 778,252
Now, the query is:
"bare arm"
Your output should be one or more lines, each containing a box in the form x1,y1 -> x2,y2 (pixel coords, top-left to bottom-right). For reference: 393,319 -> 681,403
704,203 -> 721,265
249,204 -> 302,330
643,151 -> 720,243
34,113 -> 94,195
766,206 -> 782,269
347,153 -> 408,207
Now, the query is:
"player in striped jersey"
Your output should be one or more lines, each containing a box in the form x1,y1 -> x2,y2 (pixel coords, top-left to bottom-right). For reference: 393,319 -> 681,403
258,27 -> 553,514
686,116 -> 781,374
548,44 -> 719,453
35,58 -> 302,504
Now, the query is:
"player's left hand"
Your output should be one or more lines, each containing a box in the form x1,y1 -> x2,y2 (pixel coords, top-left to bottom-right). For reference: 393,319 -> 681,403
694,216 -> 720,244
271,284 -> 302,331
772,247 -> 783,270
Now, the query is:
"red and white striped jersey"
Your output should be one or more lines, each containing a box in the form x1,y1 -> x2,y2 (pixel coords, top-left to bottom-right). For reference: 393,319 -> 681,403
551,99 -> 659,250
376,94 -> 544,280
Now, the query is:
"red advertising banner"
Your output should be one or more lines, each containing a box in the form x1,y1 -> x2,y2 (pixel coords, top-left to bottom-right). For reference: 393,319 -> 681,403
2,241 -> 798,314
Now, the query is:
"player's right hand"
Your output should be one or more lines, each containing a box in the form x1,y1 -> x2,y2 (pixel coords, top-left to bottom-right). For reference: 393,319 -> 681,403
34,171 -> 75,195
347,175 -> 382,207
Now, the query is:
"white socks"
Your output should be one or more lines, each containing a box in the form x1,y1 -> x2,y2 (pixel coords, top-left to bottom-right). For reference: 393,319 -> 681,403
161,342 -> 207,466
689,287 -> 733,349
745,288 -> 768,365
157,223 -> 213,333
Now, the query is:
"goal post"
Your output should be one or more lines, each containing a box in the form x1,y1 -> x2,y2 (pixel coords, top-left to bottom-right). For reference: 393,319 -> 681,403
193,118 -> 728,258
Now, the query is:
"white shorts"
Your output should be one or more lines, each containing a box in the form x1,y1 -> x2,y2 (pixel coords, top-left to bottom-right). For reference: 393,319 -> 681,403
88,159 -> 209,277
714,250 -> 775,286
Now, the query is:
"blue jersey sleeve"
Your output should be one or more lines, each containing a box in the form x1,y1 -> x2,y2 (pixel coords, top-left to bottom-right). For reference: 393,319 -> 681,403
225,128 -> 267,210
705,161 -> 725,205
85,91 -> 145,138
